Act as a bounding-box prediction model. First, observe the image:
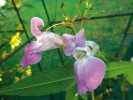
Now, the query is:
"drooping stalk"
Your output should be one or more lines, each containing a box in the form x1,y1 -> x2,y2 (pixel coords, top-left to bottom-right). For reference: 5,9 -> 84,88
46,22 -> 65,31
91,91 -> 95,100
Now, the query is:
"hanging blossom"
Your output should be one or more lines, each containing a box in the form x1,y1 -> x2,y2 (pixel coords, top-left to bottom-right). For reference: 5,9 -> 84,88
62,29 -> 106,94
21,17 -> 64,68
21,17 -> 106,94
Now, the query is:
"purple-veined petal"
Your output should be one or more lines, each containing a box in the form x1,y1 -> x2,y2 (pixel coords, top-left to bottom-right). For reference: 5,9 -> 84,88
74,56 -> 106,94
21,41 -> 42,68
75,29 -> 85,47
85,41 -> 99,56
62,34 -> 76,56
35,32 -> 64,52
31,17 -> 44,38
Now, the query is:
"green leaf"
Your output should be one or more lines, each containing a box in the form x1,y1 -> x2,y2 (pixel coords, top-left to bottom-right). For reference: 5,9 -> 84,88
95,51 -> 108,63
0,61 -> 132,96
124,69 -> 133,85
0,63 -> 75,96
105,61 -> 133,78
65,84 -> 77,100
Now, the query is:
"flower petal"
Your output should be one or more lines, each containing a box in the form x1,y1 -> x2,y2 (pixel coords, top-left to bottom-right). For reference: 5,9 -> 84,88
62,29 -> 85,56
75,29 -> 85,47
74,56 -> 106,94
74,65 -> 88,94
85,41 -> 99,56
62,34 -> 76,56
72,46 -> 91,61
21,41 -> 42,68
35,32 -> 64,52
31,17 -> 44,38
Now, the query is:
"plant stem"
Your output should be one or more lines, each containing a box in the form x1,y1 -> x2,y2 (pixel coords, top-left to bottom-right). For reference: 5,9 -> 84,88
70,23 -> 76,34
46,22 -> 64,31
91,91 -> 95,100
80,18 -> 84,29
80,8 -> 87,29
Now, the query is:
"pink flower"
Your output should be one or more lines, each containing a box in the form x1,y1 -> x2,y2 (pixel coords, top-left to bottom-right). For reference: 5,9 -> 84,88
21,17 -> 64,68
62,29 -> 85,56
21,17 -> 106,94
63,29 -> 106,94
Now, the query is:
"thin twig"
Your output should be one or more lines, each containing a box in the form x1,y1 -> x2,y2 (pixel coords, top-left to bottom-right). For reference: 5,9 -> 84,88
115,14 -> 133,57
51,11 -> 133,24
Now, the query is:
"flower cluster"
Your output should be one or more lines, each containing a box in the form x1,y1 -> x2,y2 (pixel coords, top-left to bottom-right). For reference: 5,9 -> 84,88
0,64 -> 32,85
9,32 -> 21,50
14,65 -> 32,83
21,17 -> 106,94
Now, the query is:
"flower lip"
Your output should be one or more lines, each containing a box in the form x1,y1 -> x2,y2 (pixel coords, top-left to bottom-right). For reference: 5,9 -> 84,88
72,46 -> 91,61
74,56 -> 106,94
72,40 -> 99,61
73,50 -> 87,61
